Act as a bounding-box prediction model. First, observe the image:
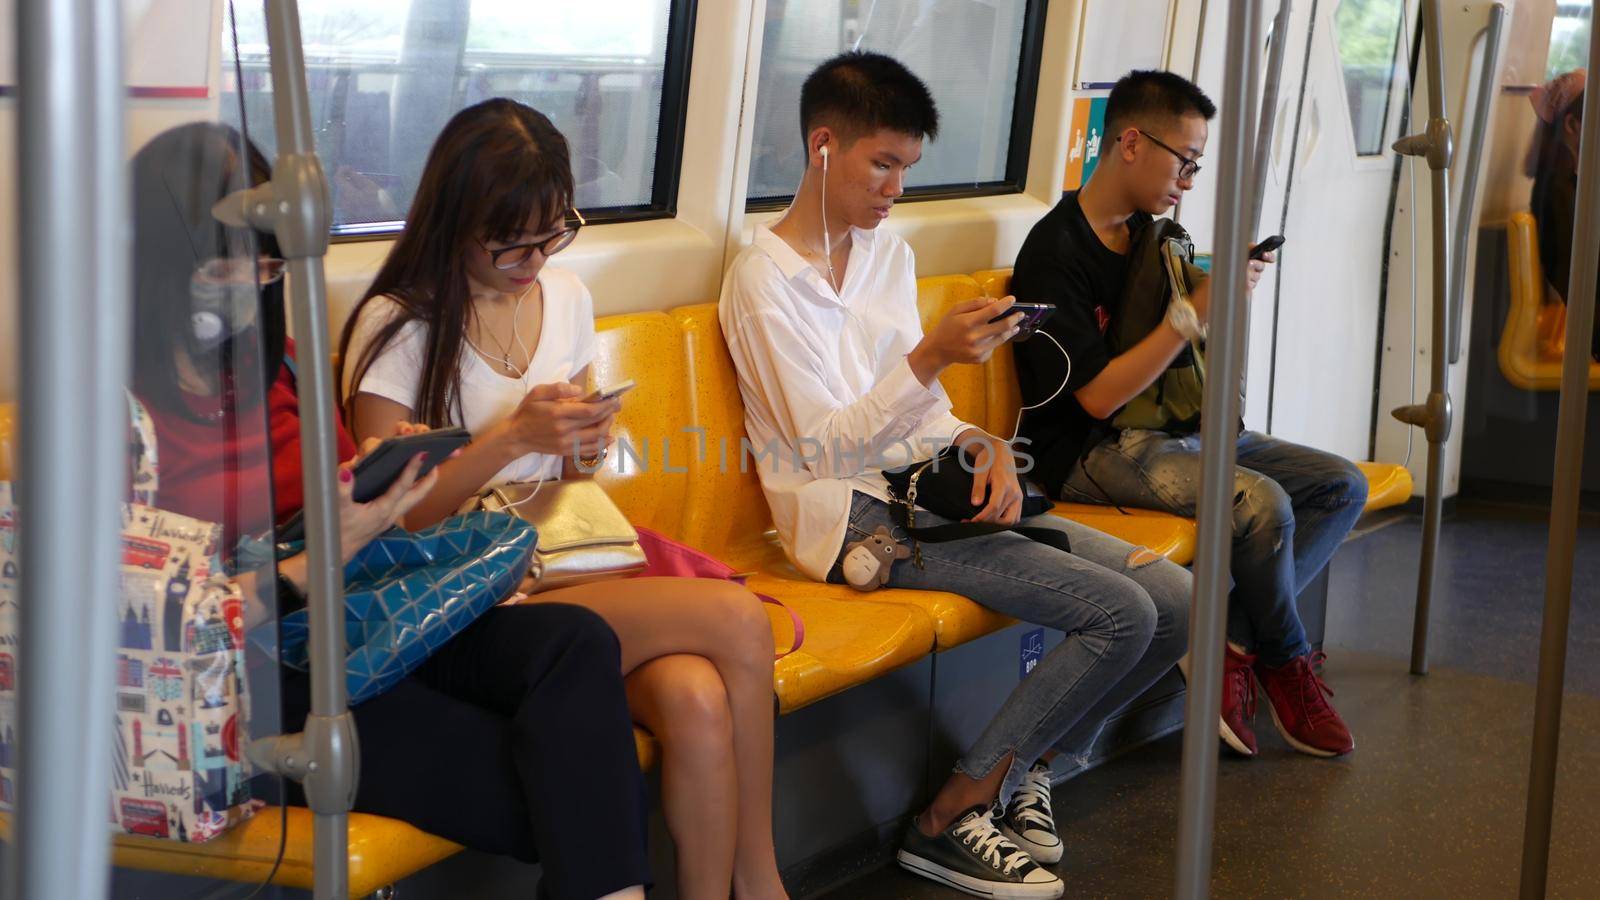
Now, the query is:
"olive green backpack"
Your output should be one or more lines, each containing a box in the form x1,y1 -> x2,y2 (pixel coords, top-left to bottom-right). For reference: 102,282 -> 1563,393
1107,218 -> 1224,434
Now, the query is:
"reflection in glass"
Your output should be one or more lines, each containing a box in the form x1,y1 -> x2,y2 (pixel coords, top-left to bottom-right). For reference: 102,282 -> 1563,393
1548,1 -> 1594,81
220,0 -> 675,232
746,0 -> 1030,203
1333,0 -> 1405,156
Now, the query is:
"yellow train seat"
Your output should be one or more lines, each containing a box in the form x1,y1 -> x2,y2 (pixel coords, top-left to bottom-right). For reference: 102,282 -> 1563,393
670,302 -> 1008,656
915,274 -> 991,425
1498,210 -> 1600,391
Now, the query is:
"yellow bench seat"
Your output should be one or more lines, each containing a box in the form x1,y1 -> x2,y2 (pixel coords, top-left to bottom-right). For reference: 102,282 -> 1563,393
76,726 -> 661,896
1356,461 -> 1412,513
1499,211 -> 1600,391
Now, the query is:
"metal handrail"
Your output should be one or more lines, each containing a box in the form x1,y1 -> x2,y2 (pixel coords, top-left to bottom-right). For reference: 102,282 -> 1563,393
238,2 -> 356,897
1447,3 -> 1507,365
1519,0 -> 1600,891
1174,0 -> 1261,895
11,0 -> 127,895
1389,0 -> 1453,676
1251,0 -> 1294,235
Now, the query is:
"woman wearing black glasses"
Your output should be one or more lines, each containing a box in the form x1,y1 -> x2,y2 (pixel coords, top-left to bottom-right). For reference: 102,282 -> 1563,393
339,98 -> 788,900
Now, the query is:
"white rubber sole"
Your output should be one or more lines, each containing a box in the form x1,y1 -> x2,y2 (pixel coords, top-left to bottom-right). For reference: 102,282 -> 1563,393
897,850 -> 1065,899
1218,715 -> 1257,757
1266,703 -> 1354,757
998,822 -> 1063,865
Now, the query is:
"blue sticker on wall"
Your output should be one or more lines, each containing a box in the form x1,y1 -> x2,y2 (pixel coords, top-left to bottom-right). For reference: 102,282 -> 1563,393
1020,628 -> 1044,681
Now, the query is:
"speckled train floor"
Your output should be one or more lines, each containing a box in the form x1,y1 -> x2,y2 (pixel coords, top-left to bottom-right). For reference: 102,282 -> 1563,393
824,502 -> 1600,899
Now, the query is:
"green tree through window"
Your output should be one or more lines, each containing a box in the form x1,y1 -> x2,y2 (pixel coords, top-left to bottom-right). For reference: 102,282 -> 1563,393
1334,0 -> 1404,155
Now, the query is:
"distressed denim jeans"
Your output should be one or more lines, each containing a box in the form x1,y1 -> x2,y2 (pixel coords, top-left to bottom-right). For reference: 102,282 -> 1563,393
1063,429 -> 1368,666
826,492 -> 1191,806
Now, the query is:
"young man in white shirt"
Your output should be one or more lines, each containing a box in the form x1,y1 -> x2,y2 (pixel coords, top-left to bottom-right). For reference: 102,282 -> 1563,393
720,52 -> 1192,896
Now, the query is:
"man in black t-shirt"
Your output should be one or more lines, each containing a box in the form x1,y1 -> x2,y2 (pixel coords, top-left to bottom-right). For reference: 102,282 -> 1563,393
1012,70 -> 1367,760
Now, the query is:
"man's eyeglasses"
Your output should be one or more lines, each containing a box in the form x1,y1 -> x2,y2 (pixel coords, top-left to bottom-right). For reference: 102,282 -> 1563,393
1134,129 -> 1202,180
482,209 -> 587,270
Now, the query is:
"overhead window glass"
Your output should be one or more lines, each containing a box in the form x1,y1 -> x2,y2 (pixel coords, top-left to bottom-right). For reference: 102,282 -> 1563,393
220,0 -> 694,235
745,0 -> 1044,206
1333,0 -> 1405,156
1547,1 -> 1593,80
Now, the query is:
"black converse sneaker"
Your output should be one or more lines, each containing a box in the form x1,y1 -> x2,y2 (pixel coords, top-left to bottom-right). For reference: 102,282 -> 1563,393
999,762 -> 1063,864
897,803 -> 1064,898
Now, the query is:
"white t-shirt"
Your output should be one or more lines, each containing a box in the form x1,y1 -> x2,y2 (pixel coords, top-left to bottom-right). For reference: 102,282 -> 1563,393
345,265 -> 598,486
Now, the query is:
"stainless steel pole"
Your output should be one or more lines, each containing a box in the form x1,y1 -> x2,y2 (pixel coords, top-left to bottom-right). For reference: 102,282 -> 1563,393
1390,0 -> 1453,676
261,2 -> 354,897
1250,0 -> 1293,234
1447,3 -> 1506,365
1174,1 -> 1260,896
1517,5 -> 1600,893
11,0 -> 126,896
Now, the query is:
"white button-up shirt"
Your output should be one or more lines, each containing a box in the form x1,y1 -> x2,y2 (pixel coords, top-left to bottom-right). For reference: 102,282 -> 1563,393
719,223 -> 971,582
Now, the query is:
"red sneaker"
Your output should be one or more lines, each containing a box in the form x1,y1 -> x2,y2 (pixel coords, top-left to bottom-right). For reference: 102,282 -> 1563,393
1256,651 -> 1355,757
1219,643 -> 1259,757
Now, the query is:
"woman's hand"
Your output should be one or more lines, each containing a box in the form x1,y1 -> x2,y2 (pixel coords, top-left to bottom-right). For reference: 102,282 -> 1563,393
495,382 -> 620,459
335,436 -> 440,563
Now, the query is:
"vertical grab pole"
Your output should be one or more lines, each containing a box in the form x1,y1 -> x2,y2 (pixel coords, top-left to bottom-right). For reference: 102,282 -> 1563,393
1447,3 -> 1506,365
260,2 -> 353,897
1390,0 -> 1453,676
1174,1 -> 1260,896
1249,0 -> 1293,234
1517,5 -> 1600,893
11,0 -> 127,897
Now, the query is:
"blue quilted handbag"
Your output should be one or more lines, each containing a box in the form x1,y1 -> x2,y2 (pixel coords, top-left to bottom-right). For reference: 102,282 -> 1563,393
277,511 -> 538,705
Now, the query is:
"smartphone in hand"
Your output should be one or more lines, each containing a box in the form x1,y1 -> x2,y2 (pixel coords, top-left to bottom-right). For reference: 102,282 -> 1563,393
581,380 -> 637,403
1249,234 -> 1286,260
987,302 -> 1057,341
276,427 -> 471,542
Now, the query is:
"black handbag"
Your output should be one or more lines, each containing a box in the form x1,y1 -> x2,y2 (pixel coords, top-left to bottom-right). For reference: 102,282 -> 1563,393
882,446 -> 1069,563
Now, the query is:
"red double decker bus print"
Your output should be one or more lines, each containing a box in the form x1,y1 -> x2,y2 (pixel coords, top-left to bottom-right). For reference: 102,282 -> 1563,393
122,536 -> 170,570
120,798 -> 170,839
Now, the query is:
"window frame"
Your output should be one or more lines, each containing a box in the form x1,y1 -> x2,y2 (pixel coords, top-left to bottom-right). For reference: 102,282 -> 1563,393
744,0 -> 1051,213
317,0 -> 699,242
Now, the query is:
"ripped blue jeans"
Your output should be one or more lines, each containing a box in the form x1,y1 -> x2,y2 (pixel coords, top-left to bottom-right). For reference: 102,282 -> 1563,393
827,492 -> 1190,807
1063,429 -> 1369,666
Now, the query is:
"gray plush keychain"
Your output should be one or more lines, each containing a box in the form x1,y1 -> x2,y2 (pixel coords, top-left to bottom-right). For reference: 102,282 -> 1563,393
841,526 -> 911,591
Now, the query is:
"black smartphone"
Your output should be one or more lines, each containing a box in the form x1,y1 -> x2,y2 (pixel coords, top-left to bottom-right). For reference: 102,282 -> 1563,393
1249,234 -> 1286,260
988,302 -> 1057,341
277,427 -> 471,543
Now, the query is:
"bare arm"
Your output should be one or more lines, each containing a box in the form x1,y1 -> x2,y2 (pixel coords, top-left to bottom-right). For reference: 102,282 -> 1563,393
350,393 -> 527,529
1073,258 -> 1266,420
1073,316 -> 1191,419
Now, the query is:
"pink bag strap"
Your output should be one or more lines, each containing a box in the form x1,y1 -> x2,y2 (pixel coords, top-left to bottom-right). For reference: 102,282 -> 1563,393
756,593 -> 805,659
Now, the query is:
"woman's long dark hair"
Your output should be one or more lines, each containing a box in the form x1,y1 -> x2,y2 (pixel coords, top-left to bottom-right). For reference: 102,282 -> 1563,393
130,122 -> 284,421
337,99 -> 575,427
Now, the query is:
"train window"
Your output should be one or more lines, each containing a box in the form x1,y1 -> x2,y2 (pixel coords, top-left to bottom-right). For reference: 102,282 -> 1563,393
745,0 -> 1046,208
1333,0 -> 1405,156
220,0 -> 695,236
1548,1 -> 1593,79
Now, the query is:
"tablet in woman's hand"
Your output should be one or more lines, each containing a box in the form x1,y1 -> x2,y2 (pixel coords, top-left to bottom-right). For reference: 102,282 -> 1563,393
350,427 -> 471,503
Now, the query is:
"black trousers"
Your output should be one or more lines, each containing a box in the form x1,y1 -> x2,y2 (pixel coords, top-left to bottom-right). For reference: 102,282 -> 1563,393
283,602 -> 650,899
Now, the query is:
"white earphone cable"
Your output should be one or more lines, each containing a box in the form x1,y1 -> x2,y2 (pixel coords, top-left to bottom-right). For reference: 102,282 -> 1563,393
820,146 -> 842,296
1010,330 -> 1072,441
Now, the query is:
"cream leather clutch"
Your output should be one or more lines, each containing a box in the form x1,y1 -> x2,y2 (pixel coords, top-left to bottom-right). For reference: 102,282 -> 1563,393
477,478 -> 647,592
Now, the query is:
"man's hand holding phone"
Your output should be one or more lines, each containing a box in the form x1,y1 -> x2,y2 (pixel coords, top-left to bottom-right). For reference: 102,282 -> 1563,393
909,296 -> 1019,384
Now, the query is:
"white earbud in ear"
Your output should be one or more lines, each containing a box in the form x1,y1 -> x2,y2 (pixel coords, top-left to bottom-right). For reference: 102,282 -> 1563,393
820,144 -> 829,170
